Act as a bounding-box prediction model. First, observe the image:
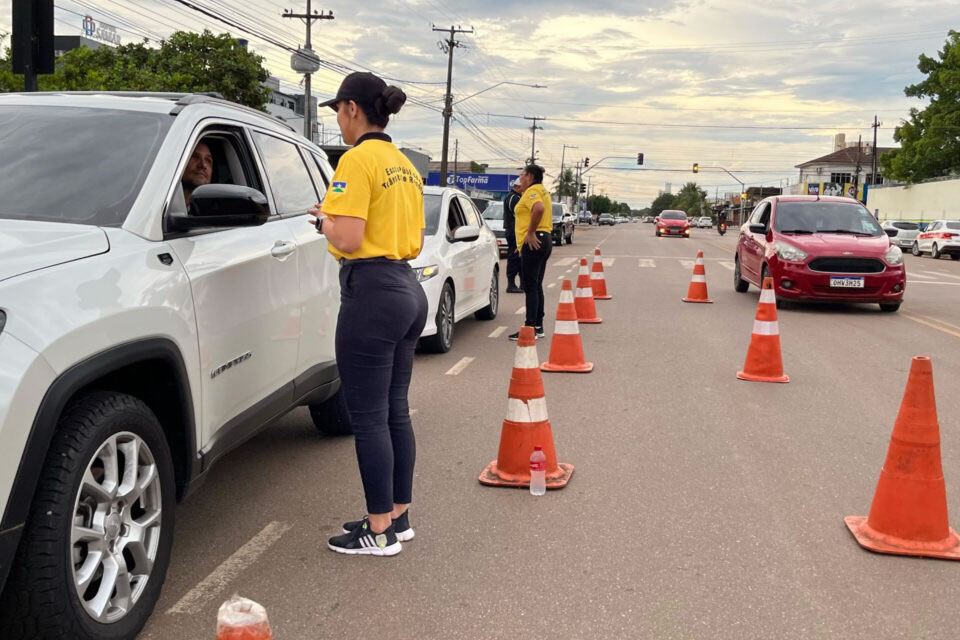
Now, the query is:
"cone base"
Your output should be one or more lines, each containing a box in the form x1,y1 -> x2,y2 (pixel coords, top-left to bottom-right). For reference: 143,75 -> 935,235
682,297 -> 713,303
844,516 -> 960,560
478,461 -> 574,489
541,361 -> 594,373
594,294 -> 612,300
737,370 -> 789,383
577,318 -> 602,324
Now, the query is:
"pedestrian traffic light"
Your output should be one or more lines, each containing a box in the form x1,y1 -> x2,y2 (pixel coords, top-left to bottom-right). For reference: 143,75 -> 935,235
692,163 -> 699,174
584,157 -> 589,167
579,183 -> 586,194
637,153 -> 644,166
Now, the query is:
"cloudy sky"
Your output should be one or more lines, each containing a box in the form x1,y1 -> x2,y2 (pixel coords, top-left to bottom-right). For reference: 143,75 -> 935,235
2,0 -> 957,206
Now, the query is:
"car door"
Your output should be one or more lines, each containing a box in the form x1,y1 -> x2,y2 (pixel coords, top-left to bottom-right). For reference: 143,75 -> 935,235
920,222 -> 938,252
445,195 -> 476,317
740,202 -> 770,282
249,131 -> 341,389
458,194 -> 489,311
165,125 -> 300,447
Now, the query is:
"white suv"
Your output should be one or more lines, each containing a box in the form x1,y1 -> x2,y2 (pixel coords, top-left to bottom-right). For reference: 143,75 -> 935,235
0,92 -> 349,639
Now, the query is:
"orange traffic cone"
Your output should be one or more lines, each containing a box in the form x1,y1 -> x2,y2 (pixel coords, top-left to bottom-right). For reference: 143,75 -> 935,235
216,596 -> 273,640
542,280 -> 593,373
479,326 -> 574,488
736,277 -> 789,383
845,357 -> 960,560
682,250 -> 712,303
590,248 -> 612,300
574,258 -> 602,324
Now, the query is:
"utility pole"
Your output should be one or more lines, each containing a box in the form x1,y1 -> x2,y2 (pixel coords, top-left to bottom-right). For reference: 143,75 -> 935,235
453,138 -> 459,189
283,2 -> 334,141
524,116 -> 545,164
870,115 -> 882,188
853,134 -> 863,198
433,24 -> 473,184
558,144 -> 577,198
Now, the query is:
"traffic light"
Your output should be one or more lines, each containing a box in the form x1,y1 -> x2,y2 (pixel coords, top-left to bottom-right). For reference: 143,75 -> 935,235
692,163 -> 699,174
584,157 -> 590,168
637,153 -> 644,166
579,183 -> 586,194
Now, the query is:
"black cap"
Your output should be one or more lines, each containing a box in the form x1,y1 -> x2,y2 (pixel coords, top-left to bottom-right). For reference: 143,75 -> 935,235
318,72 -> 387,110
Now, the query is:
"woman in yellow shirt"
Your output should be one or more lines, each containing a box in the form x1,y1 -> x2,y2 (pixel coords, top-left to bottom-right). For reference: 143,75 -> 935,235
309,72 -> 428,557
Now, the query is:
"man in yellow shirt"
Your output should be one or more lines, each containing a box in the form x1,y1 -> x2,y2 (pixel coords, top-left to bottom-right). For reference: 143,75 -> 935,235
509,163 -> 553,340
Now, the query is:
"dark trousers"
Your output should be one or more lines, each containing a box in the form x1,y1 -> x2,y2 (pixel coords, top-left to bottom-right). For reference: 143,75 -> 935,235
505,226 -> 521,283
336,259 -> 428,514
520,231 -> 553,327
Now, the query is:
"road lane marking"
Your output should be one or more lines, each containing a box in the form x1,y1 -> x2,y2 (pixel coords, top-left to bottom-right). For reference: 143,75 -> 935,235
603,258 -> 615,267
556,275 -> 565,280
903,314 -> 960,340
907,280 -> 960,286
638,259 -> 656,268
718,261 -> 735,271
907,271 -> 936,280
167,521 -> 292,615
680,260 -> 695,269
547,283 -> 556,288
553,257 -> 576,267
912,314 -> 960,333
488,326 -> 508,338
515,306 -> 526,315
919,270 -> 960,280
445,357 -> 475,375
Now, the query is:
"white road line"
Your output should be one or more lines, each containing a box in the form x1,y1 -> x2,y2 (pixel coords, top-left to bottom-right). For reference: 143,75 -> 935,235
908,280 -> 960,286
167,521 -> 292,615
445,357 -> 475,376
488,326 -> 508,338
908,271 -> 936,280
718,261 -> 735,271
547,283 -> 557,288
919,270 -> 960,280
556,275 -> 565,280
680,260 -> 695,269
553,257 -> 576,267
516,306 -> 526,315
602,258 -> 615,267
638,259 -> 656,268
410,409 -> 419,416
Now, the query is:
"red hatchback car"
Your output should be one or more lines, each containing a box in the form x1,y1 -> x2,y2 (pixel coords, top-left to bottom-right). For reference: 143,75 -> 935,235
734,196 -> 906,312
656,209 -> 691,238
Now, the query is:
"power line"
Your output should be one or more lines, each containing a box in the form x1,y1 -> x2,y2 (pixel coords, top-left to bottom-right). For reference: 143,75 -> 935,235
483,112 -> 897,132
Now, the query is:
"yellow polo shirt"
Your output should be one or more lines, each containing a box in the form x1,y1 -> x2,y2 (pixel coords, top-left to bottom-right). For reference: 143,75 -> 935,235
514,183 -> 553,247
322,137 -> 425,261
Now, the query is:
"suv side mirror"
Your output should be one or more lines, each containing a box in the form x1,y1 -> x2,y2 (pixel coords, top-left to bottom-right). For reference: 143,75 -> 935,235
169,184 -> 270,232
749,223 -> 768,234
451,224 -> 480,242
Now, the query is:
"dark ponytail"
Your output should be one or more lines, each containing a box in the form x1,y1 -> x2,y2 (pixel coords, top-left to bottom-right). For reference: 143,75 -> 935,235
363,85 -> 407,128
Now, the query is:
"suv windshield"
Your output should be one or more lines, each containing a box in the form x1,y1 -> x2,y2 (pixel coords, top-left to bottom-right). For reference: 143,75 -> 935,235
661,210 -> 687,220
774,202 -> 882,236
483,203 -> 504,220
0,106 -> 172,226
552,203 -> 564,222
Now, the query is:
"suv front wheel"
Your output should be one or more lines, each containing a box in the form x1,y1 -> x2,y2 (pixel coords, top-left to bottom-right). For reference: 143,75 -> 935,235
0,392 -> 175,640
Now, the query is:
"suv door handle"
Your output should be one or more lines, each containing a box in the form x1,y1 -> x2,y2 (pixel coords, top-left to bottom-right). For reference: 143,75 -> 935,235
271,240 -> 297,258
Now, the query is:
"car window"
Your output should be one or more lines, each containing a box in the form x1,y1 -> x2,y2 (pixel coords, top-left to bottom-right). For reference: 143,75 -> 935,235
750,203 -> 769,226
447,195 -> 468,235
458,196 -> 482,227
300,148 -> 328,200
252,132 -> 319,216
660,210 -> 687,220
552,203 -> 563,220
483,202 -> 504,220
928,222 -> 940,231
0,106 -> 171,226
773,202 -> 882,236
892,222 -> 919,231
310,154 -> 331,188
424,193 -> 442,235
946,222 -> 960,231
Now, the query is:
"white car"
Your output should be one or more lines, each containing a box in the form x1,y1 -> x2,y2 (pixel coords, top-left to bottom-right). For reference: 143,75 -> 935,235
882,220 -> 921,250
481,200 -> 508,256
0,92 -> 348,638
697,216 -> 713,228
910,219 -> 960,259
411,187 -> 500,352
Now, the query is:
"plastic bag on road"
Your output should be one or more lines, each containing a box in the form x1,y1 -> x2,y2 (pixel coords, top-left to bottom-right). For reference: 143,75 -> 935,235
216,595 -> 274,640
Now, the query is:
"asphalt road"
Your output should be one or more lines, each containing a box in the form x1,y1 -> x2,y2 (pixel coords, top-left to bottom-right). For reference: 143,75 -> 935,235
142,223 -> 960,639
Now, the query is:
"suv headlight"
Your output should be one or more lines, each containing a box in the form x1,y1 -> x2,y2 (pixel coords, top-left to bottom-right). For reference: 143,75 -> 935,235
775,241 -> 808,263
414,265 -> 439,283
885,245 -> 904,265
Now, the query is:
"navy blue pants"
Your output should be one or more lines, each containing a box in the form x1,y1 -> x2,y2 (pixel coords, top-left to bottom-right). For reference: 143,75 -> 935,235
505,225 -> 521,283
521,231 -> 553,327
336,259 -> 428,515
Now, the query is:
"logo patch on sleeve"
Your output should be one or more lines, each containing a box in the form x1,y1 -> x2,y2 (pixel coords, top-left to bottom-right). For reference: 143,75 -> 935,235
331,181 -> 347,193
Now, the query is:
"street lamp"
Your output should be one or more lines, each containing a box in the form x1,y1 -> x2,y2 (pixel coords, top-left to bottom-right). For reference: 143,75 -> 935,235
453,81 -> 547,105
558,144 -> 577,198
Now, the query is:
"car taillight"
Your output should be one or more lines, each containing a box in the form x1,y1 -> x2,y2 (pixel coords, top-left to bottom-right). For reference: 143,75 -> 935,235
938,232 -> 958,239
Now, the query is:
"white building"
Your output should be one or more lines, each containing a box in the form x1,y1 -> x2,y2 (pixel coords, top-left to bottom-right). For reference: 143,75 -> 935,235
795,134 -> 894,189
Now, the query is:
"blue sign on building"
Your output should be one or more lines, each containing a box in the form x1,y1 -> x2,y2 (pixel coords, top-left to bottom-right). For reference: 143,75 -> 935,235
426,172 -> 519,192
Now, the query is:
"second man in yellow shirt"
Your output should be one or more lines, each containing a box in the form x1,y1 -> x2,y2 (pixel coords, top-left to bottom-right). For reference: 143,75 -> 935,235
509,163 -> 554,340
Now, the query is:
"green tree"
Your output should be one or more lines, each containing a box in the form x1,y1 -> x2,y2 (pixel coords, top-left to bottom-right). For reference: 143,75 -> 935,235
553,168 -> 577,198
586,193 -> 614,213
470,161 -> 488,173
672,182 -> 707,216
881,30 -> 960,183
1,30 -> 271,110
650,191 -> 675,215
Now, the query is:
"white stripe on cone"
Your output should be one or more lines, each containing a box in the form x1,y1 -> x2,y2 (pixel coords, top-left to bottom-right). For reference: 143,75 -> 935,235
554,320 -> 580,335
691,275 -> 706,283
559,290 -> 574,304
579,265 -> 589,275
759,289 -> 777,304
576,287 -> 594,297
506,397 -> 549,423
590,272 -> 605,280
514,345 -> 539,369
752,320 -> 780,336
695,257 -> 704,266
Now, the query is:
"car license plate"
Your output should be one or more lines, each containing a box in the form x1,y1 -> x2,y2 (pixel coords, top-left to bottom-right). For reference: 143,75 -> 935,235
830,277 -> 864,288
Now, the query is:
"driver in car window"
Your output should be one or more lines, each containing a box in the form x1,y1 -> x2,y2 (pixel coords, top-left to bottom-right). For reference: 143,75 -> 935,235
182,141 -> 213,207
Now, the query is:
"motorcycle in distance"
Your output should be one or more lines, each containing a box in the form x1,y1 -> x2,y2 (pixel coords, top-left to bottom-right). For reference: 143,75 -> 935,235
717,220 -> 727,236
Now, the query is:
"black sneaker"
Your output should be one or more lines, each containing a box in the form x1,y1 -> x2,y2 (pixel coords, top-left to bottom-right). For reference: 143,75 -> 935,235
328,518 -> 402,556
506,284 -> 524,294
343,511 -> 414,542
509,327 -> 543,341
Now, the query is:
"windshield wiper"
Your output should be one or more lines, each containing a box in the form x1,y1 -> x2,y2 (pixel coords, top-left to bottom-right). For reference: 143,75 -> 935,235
821,229 -> 874,236
779,229 -> 814,234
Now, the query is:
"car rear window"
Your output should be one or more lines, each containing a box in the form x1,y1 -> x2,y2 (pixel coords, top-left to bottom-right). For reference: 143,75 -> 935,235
552,203 -> 564,220
483,202 -> 503,220
661,210 -> 687,220
892,222 -> 919,230
946,222 -> 960,231
773,202 -> 882,236
0,106 -> 171,226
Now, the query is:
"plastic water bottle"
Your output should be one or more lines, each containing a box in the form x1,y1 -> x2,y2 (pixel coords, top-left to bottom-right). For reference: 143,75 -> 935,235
530,446 -> 546,496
